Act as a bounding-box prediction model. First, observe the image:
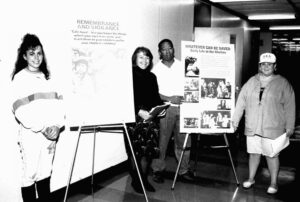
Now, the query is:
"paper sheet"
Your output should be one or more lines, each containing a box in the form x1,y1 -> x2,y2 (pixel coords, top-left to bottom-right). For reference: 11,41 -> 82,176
270,133 -> 289,157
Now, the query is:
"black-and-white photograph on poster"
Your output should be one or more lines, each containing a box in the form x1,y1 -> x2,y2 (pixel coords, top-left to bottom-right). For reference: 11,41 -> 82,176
184,117 -> 199,128
184,78 -> 199,91
184,91 -> 199,103
185,56 -> 200,77
201,110 -> 231,129
201,78 -> 231,99
217,99 -> 231,110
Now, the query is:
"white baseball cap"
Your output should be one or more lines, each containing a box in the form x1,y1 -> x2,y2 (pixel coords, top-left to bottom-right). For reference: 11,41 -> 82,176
259,52 -> 276,63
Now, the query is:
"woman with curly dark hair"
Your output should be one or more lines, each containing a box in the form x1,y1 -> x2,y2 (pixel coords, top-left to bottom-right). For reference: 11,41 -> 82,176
11,33 -> 65,201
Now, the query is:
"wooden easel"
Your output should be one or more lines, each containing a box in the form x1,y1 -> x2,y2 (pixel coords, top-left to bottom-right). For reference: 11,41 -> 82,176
171,133 -> 240,190
63,123 -> 149,202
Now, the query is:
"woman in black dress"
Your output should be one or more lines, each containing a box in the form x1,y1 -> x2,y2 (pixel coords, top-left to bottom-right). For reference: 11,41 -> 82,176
127,46 -> 163,193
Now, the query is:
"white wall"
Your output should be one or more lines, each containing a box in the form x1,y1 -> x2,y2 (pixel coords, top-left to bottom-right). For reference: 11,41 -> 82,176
156,0 -> 194,62
194,27 -> 244,88
129,0 -> 194,62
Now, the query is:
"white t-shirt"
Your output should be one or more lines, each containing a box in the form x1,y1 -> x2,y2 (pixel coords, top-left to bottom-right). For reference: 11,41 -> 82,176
152,58 -> 184,97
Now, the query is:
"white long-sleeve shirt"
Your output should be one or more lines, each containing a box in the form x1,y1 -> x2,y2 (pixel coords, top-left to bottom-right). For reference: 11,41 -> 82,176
11,69 -> 65,132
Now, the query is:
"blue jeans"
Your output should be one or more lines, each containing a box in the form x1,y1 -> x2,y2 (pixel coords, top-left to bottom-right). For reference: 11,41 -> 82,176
151,106 -> 191,175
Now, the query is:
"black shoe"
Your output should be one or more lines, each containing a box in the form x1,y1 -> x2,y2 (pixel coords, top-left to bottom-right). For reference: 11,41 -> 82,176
179,170 -> 195,182
131,179 -> 156,193
153,171 -> 164,183
144,180 -> 156,192
131,181 -> 143,194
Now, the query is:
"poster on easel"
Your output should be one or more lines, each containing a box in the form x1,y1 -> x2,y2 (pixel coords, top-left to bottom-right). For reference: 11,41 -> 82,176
180,41 -> 235,133
66,14 -> 136,127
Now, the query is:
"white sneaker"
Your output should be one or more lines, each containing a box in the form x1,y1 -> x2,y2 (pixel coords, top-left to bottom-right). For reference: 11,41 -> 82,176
242,180 -> 255,189
267,186 -> 278,194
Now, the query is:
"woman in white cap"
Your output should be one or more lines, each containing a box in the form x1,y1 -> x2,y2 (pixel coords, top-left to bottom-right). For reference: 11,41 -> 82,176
232,52 -> 295,194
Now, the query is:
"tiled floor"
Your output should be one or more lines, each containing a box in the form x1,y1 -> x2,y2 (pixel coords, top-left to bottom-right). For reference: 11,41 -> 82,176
53,135 -> 300,202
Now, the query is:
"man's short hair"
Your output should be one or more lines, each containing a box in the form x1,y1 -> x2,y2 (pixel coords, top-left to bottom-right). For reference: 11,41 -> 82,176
158,39 -> 174,50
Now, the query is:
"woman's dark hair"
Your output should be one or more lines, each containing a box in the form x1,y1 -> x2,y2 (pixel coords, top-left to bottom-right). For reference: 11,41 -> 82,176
131,46 -> 153,71
12,33 -> 49,80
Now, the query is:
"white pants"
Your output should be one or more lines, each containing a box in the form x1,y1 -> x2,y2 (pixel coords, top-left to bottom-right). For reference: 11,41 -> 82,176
18,127 -> 56,187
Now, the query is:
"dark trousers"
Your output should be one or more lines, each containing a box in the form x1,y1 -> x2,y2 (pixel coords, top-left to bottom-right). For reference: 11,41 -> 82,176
151,106 -> 191,175
21,177 -> 51,202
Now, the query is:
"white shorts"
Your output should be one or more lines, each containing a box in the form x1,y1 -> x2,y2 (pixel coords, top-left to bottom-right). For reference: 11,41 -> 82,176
246,135 -> 278,157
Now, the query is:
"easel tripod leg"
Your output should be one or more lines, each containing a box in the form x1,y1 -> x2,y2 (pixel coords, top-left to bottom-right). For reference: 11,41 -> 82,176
64,127 -> 82,202
223,133 -> 240,185
171,133 -> 189,190
123,123 -> 149,202
91,127 -> 97,196
194,134 -> 200,172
